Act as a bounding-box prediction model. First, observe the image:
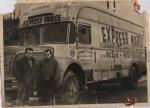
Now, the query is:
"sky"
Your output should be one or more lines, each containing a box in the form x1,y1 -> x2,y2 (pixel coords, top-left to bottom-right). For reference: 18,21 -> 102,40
140,0 -> 150,13
0,0 -> 17,14
0,0 -> 150,14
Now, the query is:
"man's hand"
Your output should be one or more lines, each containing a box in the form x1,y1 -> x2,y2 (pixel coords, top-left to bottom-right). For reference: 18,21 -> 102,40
33,90 -> 37,96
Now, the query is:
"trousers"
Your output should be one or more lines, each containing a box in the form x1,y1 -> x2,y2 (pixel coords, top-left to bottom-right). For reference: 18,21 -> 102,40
38,77 -> 57,102
16,80 -> 33,105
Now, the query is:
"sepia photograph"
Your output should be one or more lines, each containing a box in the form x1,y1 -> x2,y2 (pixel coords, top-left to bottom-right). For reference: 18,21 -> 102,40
2,0 -> 149,107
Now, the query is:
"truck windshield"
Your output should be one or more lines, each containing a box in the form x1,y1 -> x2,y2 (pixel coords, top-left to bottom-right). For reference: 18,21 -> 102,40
42,22 -> 68,44
20,22 -> 75,45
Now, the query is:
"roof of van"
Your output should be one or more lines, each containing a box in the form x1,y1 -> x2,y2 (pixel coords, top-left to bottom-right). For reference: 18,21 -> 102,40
18,2 -> 145,28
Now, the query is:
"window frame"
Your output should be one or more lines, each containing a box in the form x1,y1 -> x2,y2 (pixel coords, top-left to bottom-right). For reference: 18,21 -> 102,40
41,22 -> 69,44
77,23 -> 92,45
68,22 -> 76,44
19,26 -> 41,46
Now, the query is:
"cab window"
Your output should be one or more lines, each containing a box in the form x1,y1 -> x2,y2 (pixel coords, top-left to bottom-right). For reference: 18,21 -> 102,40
78,24 -> 91,44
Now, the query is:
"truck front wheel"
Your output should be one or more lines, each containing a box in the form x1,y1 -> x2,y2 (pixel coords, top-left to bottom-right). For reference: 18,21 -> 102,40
62,70 -> 80,104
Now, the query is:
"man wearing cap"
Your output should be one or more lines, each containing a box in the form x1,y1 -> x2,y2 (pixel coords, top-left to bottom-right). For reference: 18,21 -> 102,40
38,49 -> 58,104
14,47 -> 37,106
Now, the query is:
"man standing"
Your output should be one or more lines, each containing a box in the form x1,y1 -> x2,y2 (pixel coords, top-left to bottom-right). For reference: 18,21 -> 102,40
38,49 -> 58,104
14,47 -> 37,106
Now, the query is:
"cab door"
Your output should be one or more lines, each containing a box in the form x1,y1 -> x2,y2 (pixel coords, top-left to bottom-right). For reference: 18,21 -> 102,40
77,23 -> 95,81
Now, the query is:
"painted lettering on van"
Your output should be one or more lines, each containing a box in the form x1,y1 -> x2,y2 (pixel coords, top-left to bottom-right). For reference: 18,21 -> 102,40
23,14 -> 61,27
131,34 -> 143,48
105,51 -> 130,59
101,26 -> 128,48
78,50 -> 93,67
101,25 -> 144,50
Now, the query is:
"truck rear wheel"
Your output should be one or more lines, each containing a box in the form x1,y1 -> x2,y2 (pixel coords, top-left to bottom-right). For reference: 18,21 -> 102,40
128,65 -> 139,89
121,65 -> 139,90
62,70 -> 80,104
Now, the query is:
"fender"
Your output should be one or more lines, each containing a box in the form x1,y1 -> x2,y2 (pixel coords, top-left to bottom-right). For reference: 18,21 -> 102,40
55,57 -> 81,87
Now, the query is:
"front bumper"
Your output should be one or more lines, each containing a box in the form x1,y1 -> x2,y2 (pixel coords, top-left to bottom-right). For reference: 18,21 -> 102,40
5,77 -> 19,100
5,77 -> 38,98
5,77 -> 19,91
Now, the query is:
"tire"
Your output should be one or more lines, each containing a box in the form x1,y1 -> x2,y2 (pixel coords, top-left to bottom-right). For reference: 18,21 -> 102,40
62,70 -> 80,104
121,65 -> 139,90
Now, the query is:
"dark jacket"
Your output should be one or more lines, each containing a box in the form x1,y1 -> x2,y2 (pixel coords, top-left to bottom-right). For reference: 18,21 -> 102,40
14,56 -> 37,84
38,57 -> 58,80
